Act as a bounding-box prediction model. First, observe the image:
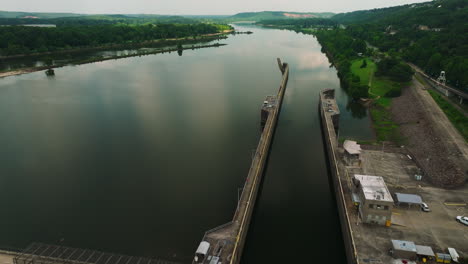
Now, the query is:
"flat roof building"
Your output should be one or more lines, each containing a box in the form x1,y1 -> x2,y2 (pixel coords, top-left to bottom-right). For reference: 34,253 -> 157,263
415,245 -> 435,261
391,240 -> 417,260
354,175 -> 394,225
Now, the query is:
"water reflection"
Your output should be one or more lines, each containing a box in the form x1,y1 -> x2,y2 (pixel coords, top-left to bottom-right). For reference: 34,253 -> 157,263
346,100 -> 368,119
0,25 -> 372,262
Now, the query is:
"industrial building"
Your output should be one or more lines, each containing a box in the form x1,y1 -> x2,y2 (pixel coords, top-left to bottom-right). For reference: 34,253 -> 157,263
353,174 -> 394,225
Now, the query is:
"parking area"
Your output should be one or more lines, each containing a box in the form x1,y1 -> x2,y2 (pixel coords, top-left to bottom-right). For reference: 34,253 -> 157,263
344,149 -> 468,263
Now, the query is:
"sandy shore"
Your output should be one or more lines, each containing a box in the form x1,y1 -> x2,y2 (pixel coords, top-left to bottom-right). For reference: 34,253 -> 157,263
0,68 -> 46,78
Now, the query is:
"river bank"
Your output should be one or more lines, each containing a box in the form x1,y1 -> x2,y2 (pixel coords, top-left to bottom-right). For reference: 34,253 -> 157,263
0,42 -> 226,78
0,30 -> 233,60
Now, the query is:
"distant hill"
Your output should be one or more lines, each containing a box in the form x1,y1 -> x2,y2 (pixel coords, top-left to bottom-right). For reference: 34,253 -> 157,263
227,11 -> 334,22
0,10 -> 82,19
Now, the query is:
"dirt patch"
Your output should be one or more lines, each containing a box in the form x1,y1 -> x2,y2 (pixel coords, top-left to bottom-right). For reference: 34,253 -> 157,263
390,79 -> 467,188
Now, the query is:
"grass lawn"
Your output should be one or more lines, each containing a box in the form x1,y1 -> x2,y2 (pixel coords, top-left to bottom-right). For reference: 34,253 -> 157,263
371,78 -> 405,97
428,90 -> 468,141
350,57 -> 407,143
350,58 -> 376,86
350,58 -> 407,98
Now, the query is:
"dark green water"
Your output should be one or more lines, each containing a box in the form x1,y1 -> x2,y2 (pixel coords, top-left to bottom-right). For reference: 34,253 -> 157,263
0,25 -> 372,263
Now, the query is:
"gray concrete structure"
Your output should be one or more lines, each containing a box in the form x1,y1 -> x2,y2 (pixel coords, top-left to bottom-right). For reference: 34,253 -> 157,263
193,59 -> 289,264
354,175 -> 393,225
319,89 -> 358,264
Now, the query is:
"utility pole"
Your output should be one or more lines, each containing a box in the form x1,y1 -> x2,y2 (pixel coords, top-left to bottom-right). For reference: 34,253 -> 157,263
381,141 -> 385,160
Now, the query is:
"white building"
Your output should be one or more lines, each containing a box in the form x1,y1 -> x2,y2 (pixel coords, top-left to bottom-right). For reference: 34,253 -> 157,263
353,175 -> 394,225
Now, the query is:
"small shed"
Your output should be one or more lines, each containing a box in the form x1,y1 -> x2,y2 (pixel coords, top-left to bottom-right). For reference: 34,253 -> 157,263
392,240 -> 417,260
395,193 -> 423,208
343,140 -> 362,166
194,241 -> 210,263
416,245 -> 435,261
448,248 -> 459,263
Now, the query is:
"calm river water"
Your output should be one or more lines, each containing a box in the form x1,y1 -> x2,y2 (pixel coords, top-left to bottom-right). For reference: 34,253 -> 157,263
0,25 -> 372,263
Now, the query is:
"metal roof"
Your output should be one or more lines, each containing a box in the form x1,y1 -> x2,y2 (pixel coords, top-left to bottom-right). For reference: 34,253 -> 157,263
392,240 -> 417,252
196,241 -> 210,255
344,140 -> 362,155
395,193 -> 423,205
416,245 -> 435,256
448,248 -> 459,262
354,175 -> 393,202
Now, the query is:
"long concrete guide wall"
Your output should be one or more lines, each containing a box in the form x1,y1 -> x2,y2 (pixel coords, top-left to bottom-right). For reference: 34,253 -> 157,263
193,59 -> 289,264
319,89 -> 359,264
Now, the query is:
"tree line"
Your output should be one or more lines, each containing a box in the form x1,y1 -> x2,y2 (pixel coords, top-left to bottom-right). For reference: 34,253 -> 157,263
334,0 -> 467,91
0,23 -> 231,56
253,0 -> 466,92
314,29 -> 413,99
314,29 -> 369,99
0,15 -> 203,26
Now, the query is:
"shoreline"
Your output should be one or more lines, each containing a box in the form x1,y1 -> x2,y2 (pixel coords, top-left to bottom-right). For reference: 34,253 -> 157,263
0,30 -> 233,60
0,43 -> 227,79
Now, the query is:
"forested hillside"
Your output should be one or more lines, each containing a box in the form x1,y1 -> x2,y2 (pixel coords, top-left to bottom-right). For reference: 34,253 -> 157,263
333,0 -> 468,90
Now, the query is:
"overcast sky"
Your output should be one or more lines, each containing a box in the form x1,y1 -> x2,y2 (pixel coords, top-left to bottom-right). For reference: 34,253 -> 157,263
2,0 -> 430,15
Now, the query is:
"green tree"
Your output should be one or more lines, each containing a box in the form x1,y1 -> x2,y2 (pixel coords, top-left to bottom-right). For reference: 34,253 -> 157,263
360,59 -> 367,68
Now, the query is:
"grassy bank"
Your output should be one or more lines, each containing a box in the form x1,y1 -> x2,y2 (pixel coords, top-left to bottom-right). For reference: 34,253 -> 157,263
370,99 -> 402,143
349,58 -> 405,143
427,90 -> 468,141
350,58 -> 376,86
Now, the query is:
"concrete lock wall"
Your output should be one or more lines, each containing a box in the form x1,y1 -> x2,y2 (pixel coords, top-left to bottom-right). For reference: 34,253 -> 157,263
228,64 -> 289,264
319,91 -> 359,264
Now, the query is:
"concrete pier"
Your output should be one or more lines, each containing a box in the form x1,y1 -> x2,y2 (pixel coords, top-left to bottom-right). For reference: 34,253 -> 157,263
193,60 -> 289,264
319,89 -> 358,264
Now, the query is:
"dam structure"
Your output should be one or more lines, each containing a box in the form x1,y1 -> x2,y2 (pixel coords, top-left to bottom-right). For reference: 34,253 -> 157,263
319,89 -> 358,264
193,59 -> 289,264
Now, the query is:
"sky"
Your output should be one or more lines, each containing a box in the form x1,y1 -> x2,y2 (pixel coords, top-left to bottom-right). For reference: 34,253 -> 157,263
2,0 -> 430,15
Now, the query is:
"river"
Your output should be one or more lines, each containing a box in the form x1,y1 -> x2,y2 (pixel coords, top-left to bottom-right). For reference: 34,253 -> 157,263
0,24 -> 372,263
